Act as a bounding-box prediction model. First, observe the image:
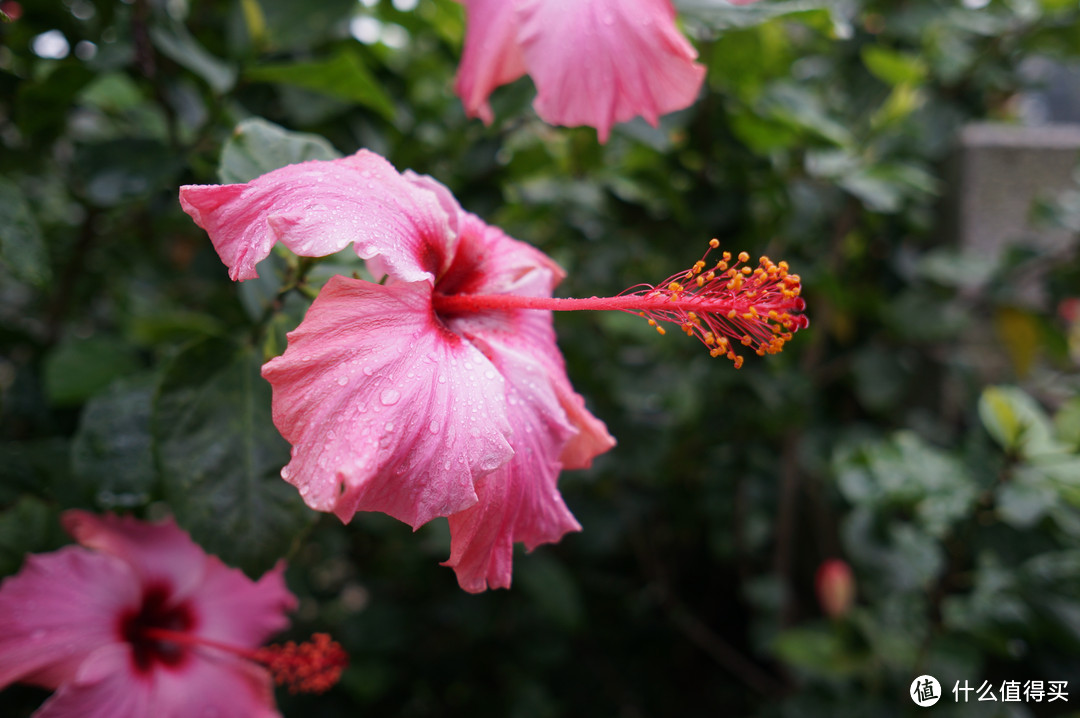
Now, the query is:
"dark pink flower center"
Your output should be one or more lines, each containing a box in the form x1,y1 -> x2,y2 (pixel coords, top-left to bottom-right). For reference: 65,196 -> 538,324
119,582 -> 195,673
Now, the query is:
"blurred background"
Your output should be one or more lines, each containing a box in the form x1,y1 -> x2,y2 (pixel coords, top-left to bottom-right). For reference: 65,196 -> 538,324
2,0 -> 1080,715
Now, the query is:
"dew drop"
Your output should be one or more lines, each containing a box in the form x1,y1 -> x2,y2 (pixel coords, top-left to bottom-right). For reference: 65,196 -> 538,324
384,421 -> 395,433
363,366 -> 374,376
428,420 -> 440,434
281,466 -> 291,480
380,388 -> 401,405
336,376 -> 348,386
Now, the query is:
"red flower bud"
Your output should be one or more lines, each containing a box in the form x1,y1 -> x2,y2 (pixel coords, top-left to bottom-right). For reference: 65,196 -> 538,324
815,559 -> 855,619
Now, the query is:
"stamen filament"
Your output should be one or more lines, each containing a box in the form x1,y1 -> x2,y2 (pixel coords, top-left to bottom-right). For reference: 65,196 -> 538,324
142,627 -> 348,694
433,240 -> 808,368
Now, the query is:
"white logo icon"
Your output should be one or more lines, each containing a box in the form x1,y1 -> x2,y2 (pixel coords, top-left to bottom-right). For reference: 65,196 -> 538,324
911,675 -> 942,707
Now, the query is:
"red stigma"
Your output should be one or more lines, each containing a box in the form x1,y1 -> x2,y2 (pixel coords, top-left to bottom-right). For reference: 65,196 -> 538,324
623,239 -> 808,368
255,633 -> 349,694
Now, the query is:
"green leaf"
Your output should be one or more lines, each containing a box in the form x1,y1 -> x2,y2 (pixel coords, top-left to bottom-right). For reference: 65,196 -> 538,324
861,46 -> 928,86
0,178 -> 50,287
0,440 -> 72,503
245,49 -> 395,121
153,338 -> 315,576
73,139 -> 184,207
71,375 -> 157,510
773,627 -> 860,678
149,22 -> 237,94
0,498 -> 68,578
1054,398 -> 1080,450
43,335 -> 142,407
978,386 -> 1060,457
677,0 -> 838,31
218,117 -> 342,184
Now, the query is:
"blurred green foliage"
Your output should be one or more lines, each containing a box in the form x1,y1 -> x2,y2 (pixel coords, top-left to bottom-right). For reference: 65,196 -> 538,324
2,0 -> 1080,716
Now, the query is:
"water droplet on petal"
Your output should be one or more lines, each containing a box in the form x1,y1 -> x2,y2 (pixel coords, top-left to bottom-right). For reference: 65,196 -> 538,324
384,421 -> 395,433
428,420 -> 440,434
380,388 -> 401,406
363,366 -> 374,376
337,376 -> 348,386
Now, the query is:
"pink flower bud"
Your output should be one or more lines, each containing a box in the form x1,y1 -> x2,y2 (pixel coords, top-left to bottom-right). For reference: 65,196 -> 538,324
815,559 -> 855,619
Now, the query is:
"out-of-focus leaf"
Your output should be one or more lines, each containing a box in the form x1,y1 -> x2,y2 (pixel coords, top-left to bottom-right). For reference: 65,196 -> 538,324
997,472 -> 1057,528
245,49 -> 395,121
240,0 -> 268,47
861,46 -> 928,86
994,308 -> 1041,378
73,139 -> 183,207
0,177 -> 50,286
978,386 -> 1059,457
0,440 -> 71,502
1053,398 -> 1080,450
249,0 -> 355,50
43,335 -> 141,407
150,22 -> 237,94
516,553 -> 584,632
218,117 -> 341,184
677,0 -> 837,31
0,497 -> 67,578
70,375 -> 156,510
152,338 -> 315,577
870,84 -> 926,129
773,627 -> 860,678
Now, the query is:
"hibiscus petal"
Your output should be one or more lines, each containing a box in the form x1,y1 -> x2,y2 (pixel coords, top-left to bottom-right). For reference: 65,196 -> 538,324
454,0 -> 529,123
179,150 -> 455,282
62,511 -> 209,602
0,547 -> 137,690
34,644 -> 280,718
515,0 -> 706,142
436,214 -> 611,591
186,559 -> 296,649
442,335 -> 581,592
262,275 -> 515,528
435,213 -> 615,471
32,646 -> 150,718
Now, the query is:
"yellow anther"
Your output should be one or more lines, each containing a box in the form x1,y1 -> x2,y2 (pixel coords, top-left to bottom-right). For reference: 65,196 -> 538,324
738,251 -> 750,263
705,271 -> 715,281
733,356 -> 744,369
741,266 -> 752,275
704,332 -> 715,345
778,261 -> 789,271
648,319 -> 657,326
727,309 -> 737,319
656,326 -> 666,336
696,276 -> 705,287
709,238 -> 720,249
722,252 -> 731,262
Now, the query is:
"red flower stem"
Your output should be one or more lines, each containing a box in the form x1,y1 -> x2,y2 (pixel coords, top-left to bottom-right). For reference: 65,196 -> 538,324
141,627 -> 259,660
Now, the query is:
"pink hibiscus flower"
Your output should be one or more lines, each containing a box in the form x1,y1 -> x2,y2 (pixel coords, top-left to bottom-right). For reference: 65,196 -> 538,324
454,0 -> 708,142
179,149 -> 806,592
180,150 -> 617,592
0,511 -> 343,718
